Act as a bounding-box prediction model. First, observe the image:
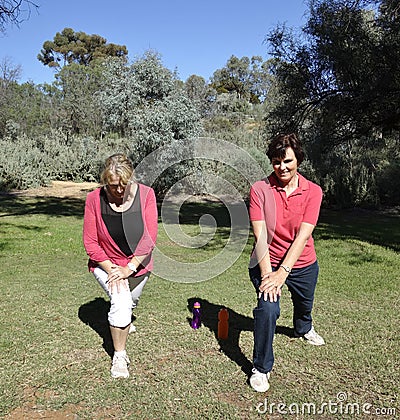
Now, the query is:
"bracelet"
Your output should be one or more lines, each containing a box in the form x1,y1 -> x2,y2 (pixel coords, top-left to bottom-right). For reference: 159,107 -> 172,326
127,262 -> 137,273
279,265 -> 291,273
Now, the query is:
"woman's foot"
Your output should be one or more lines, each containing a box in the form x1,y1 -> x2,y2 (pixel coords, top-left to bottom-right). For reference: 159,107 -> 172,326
250,368 -> 270,392
111,351 -> 130,378
303,326 -> 325,345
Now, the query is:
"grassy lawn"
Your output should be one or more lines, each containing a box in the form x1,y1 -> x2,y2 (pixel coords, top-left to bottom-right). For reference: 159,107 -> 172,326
0,193 -> 399,419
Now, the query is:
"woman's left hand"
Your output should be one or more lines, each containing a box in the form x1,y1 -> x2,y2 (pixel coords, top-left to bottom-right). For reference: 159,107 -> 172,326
107,265 -> 131,293
259,271 -> 286,302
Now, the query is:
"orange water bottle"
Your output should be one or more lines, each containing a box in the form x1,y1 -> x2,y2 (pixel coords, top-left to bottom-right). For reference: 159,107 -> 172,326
218,308 -> 229,340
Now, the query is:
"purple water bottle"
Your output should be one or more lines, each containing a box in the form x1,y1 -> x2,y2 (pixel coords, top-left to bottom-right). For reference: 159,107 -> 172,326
191,301 -> 201,329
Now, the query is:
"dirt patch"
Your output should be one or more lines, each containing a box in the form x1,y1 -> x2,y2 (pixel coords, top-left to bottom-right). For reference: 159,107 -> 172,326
4,387 -> 81,419
5,404 -> 80,419
10,182 -> 227,203
12,181 -> 99,199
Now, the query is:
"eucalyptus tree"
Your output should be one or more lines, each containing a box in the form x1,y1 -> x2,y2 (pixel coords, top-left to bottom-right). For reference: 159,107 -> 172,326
99,51 -> 200,149
99,51 -> 201,193
52,62 -> 104,136
0,56 -> 21,86
0,80 -> 56,139
211,55 -> 271,104
211,55 -> 253,100
266,0 -> 400,139
184,74 -> 216,117
0,57 -> 50,137
0,56 -> 20,133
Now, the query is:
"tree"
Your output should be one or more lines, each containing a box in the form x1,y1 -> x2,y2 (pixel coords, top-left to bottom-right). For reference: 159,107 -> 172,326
0,56 -> 22,136
0,80 -> 53,138
264,0 -> 400,206
52,62 -> 104,136
184,74 -> 216,117
0,56 -> 22,114
0,0 -> 38,33
211,55 -> 252,100
37,27 -> 128,68
99,52 -> 201,150
98,51 -> 201,194
211,55 -> 271,104
0,56 -> 21,85
266,0 -> 400,138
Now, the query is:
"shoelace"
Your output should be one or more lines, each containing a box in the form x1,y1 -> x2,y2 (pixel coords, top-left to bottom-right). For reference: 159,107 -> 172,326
113,356 -> 129,367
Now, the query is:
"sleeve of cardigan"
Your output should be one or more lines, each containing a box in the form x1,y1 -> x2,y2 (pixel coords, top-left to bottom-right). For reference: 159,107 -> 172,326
134,187 -> 158,256
82,191 -> 110,263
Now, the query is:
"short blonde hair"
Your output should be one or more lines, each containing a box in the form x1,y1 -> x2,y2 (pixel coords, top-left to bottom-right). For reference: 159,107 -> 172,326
100,153 -> 135,186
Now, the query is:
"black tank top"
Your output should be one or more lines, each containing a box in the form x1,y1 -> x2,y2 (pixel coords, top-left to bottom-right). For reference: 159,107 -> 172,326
100,187 -> 144,256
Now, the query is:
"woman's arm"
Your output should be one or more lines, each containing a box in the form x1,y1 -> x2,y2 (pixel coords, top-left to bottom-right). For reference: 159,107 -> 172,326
259,221 -> 316,301
83,192 -> 110,265
251,220 -> 272,278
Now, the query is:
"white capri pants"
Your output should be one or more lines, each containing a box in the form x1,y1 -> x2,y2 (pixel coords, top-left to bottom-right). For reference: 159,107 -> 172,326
93,267 -> 149,328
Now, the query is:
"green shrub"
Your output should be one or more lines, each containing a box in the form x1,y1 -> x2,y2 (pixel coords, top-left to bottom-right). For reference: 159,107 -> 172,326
0,131 -> 133,190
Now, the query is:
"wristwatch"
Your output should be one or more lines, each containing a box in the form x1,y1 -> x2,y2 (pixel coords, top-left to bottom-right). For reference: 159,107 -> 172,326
279,265 -> 291,273
127,262 -> 137,273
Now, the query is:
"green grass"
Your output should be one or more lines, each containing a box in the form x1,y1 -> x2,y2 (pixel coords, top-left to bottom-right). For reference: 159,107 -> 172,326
0,194 -> 399,419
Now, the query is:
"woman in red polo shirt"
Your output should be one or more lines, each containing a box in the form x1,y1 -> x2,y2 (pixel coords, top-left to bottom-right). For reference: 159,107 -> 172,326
83,153 -> 158,379
248,133 -> 324,393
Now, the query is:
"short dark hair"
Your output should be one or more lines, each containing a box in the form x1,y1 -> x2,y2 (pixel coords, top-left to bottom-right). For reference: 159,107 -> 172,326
266,133 -> 304,165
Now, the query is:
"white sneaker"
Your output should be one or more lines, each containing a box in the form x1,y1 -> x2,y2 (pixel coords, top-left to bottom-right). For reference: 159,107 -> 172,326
303,326 -> 325,346
111,353 -> 130,378
250,368 -> 270,392
129,323 -> 136,333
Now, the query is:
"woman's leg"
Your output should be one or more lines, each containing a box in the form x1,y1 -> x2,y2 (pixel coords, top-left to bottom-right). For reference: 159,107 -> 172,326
93,267 -> 133,348
110,325 -> 130,352
285,261 -> 319,337
93,267 -> 136,378
249,266 -> 280,374
128,273 -> 150,309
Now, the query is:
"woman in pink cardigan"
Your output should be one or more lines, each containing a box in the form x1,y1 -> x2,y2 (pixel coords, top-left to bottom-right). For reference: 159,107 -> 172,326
83,153 -> 158,379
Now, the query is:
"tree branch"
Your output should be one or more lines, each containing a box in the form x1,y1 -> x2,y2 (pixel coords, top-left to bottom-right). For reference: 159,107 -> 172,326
0,0 -> 39,32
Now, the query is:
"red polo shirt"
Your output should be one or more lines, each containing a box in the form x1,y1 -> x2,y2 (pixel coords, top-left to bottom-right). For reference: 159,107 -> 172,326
249,172 -> 322,268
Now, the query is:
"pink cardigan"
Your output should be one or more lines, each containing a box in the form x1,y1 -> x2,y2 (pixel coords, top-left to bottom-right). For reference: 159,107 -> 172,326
83,184 -> 158,275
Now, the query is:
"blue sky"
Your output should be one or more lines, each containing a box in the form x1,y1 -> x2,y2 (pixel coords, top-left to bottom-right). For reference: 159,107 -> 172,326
0,0 -> 308,85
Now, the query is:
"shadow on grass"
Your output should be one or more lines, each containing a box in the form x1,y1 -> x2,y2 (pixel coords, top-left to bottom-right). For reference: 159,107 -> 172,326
0,194 -> 86,218
160,200 -> 233,227
187,297 -> 253,377
316,208 -> 400,253
1,195 -> 399,255
78,297 -> 114,358
160,199 -> 250,252
187,297 -> 295,379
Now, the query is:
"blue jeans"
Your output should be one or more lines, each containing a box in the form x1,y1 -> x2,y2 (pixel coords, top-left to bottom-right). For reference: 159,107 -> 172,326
249,261 -> 319,374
